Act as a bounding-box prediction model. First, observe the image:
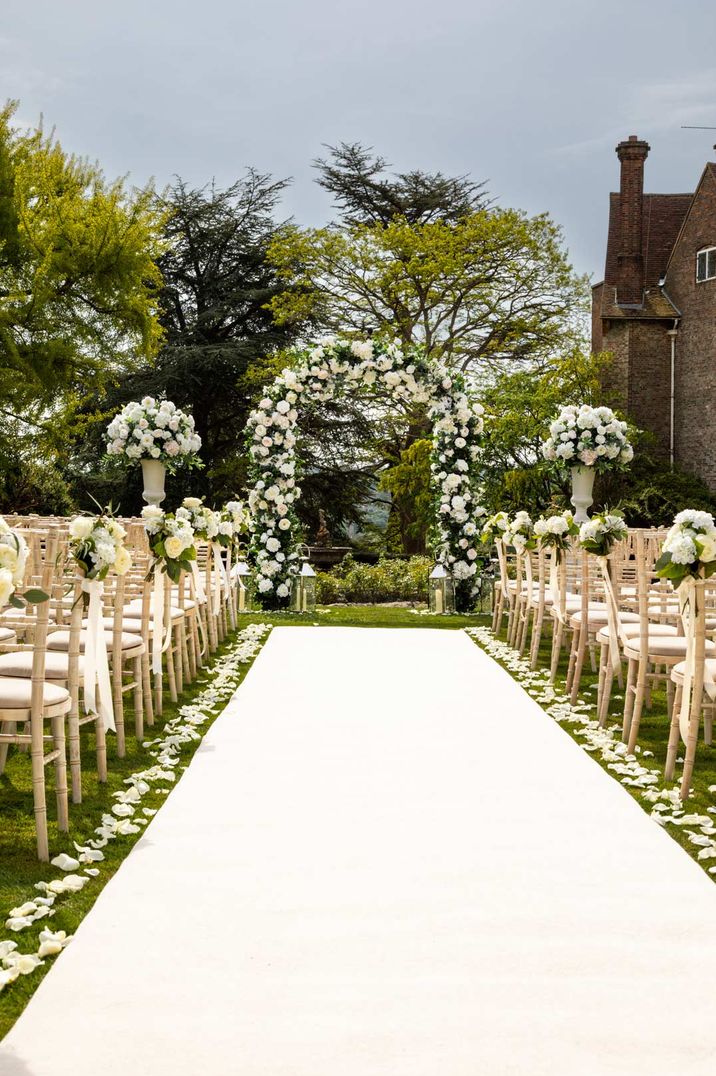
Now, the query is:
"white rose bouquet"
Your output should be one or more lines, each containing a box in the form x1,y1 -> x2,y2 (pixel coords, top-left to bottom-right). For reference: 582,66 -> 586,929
541,404 -> 634,473
178,498 -> 220,542
68,513 -> 132,580
503,511 -> 535,554
105,397 -> 202,473
480,511 -> 510,545
578,512 -> 629,557
533,511 -> 579,560
141,506 -> 197,583
656,510 -> 716,585
0,516 -> 46,610
217,501 -> 248,551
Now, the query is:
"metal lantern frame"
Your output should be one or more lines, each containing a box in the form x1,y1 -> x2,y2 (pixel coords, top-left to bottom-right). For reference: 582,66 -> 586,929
233,551 -> 253,613
291,543 -> 317,614
429,560 -> 455,615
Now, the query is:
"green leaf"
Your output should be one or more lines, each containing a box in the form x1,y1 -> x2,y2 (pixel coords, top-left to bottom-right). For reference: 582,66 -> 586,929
23,588 -> 49,604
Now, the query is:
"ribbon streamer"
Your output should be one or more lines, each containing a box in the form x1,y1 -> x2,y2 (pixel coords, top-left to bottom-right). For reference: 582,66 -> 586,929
81,578 -> 115,732
598,557 -> 624,672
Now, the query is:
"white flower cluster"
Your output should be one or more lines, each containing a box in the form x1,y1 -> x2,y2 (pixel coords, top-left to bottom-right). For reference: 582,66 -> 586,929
105,397 -> 201,471
659,510 -> 716,581
578,513 -> 629,557
503,511 -> 534,554
533,511 -> 575,539
0,516 -> 29,608
246,337 -> 485,606
68,515 -> 132,579
141,506 -> 196,563
178,497 -> 220,542
541,404 -> 633,471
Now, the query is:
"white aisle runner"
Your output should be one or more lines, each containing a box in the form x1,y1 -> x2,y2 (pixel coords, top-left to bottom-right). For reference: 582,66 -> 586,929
3,627 -> 716,1075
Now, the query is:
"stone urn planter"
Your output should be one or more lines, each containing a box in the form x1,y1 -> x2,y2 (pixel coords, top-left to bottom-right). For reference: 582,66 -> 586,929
570,465 -> 595,523
141,459 -> 167,507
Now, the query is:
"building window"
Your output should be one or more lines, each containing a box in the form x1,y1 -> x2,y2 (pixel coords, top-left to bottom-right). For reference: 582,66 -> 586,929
696,247 -> 716,282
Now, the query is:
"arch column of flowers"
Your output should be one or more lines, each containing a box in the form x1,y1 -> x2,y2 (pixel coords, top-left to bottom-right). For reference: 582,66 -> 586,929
246,337 -> 485,611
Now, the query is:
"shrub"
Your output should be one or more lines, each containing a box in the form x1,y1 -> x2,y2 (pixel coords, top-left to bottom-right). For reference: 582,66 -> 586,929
316,555 -> 432,604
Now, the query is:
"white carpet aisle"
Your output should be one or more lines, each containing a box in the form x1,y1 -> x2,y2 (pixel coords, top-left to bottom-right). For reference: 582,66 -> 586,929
3,627 -> 716,1075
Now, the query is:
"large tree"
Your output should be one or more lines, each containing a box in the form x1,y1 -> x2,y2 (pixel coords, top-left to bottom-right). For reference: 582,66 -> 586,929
0,100 -> 165,512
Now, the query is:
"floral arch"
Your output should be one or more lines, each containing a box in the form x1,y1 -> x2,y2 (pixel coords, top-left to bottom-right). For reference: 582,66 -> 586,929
246,337 -> 485,610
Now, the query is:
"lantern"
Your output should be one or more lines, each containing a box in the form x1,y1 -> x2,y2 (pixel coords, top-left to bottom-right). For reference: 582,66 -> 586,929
232,557 -> 253,612
291,544 -> 317,614
429,562 -> 455,615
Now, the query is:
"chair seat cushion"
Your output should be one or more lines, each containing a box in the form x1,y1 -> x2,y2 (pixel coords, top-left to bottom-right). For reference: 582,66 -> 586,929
0,627 -> 17,643
672,658 -> 716,683
597,622 -> 678,645
124,599 -> 185,621
0,651 -> 84,680
624,636 -> 716,659
568,611 -> 637,628
0,677 -> 70,710
47,629 -> 143,653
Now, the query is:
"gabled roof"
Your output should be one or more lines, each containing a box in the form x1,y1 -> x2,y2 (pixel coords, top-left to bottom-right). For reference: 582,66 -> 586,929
604,192 -> 692,286
663,162 -> 716,277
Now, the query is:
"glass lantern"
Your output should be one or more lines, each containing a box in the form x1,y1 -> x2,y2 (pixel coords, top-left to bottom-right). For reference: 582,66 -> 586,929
233,557 -> 253,613
429,561 -> 455,615
291,544 -> 317,614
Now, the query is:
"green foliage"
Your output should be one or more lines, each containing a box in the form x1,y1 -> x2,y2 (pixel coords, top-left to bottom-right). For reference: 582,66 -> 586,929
601,448 -> 716,526
267,208 -> 589,371
315,554 -> 433,604
0,101 -> 164,409
378,439 -> 433,554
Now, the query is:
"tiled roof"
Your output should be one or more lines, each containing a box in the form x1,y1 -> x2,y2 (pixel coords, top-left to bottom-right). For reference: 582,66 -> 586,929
598,285 -> 680,320
604,192 -> 692,286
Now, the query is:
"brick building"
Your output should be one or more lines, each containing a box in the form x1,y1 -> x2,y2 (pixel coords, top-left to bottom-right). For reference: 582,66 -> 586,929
592,136 -> 716,486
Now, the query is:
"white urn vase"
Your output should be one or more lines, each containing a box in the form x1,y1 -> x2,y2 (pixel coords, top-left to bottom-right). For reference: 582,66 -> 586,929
141,458 -> 167,507
570,465 -> 595,524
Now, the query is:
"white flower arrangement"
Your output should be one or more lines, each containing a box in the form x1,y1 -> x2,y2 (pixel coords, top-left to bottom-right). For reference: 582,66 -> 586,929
178,498 -> 220,542
246,337 -> 484,611
657,510 -> 716,585
219,501 -> 249,551
68,513 -> 132,580
578,512 -> 629,557
533,510 -> 579,560
503,511 -> 535,554
480,511 -> 510,545
541,404 -> 633,472
141,506 -> 197,583
0,516 -> 48,610
105,397 -> 202,473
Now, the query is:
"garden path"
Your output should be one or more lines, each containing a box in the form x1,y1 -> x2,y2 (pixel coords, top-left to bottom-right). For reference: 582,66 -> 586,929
2,626 -> 716,1074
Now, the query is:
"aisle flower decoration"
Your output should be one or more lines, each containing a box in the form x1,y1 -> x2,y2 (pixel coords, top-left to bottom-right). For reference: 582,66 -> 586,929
533,511 -> 579,561
503,511 -> 535,554
178,497 -> 220,541
141,507 -> 197,583
480,511 -> 510,545
221,501 -> 249,551
246,337 -> 484,611
656,510 -> 716,585
68,513 -> 132,579
105,398 -> 202,471
578,512 -> 629,557
541,404 -> 633,471
0,516 -> 47,610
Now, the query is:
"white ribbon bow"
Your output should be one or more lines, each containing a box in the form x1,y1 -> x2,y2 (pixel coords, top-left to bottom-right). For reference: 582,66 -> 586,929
81,579 -> 115,732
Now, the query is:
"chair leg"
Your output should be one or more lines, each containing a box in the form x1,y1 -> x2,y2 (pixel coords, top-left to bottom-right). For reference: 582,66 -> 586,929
67,706 -> 82,804
142,653 -> 154,727
133,657 -> 144,740
95,713 -> 108,784
30,718 -> 49,862
167,636 -> 178,704
570,628 -> 588,706
599,657 -> 615,728
665,681 -> 683,781
113,657 -> 126,758
550,619 -> 564,683
530,605 -> 544,669
627,660 -> 648,754
0,720 -> 13,773
566,627 -> 579,693
622,658 -> 637,742
51,712 -> 69,833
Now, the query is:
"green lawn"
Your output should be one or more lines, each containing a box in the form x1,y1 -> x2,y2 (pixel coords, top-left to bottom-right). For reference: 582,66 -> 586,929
469,619 -> 716,876
0,604 -> 486,1037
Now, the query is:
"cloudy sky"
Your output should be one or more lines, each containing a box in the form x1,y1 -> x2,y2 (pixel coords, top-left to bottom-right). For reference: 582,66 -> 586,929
2,0 -> 715,279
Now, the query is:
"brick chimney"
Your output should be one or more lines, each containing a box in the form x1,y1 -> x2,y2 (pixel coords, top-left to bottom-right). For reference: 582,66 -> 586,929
615,134 -> 650,305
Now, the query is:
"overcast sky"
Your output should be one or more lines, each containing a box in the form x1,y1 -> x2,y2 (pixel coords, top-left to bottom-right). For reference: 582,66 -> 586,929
2,0 -> 715,280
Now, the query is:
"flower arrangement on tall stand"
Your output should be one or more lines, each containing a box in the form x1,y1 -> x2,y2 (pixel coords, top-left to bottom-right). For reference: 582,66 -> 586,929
541,404 -> 634,523
141,506 -> 196,716
531,511 -> 580,674
657,511 -> 716,797
67,513 -> 132,772
105,397 -> 202,507
220,501 -> 250,625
